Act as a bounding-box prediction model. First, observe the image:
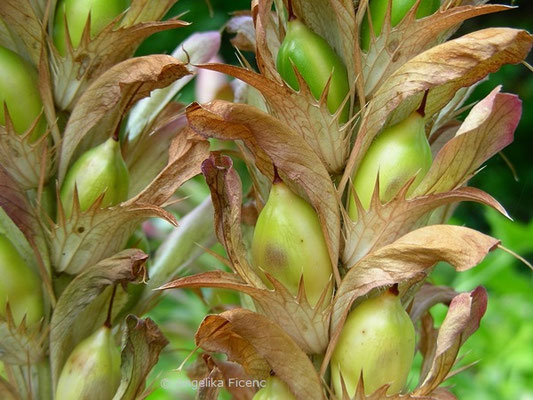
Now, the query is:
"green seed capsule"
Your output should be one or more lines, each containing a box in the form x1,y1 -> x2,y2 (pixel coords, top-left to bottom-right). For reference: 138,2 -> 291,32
55,326 -> 121,400
360,0 -> 441,51
348,109 -> 432,220
253,376 -> 296,400
276,18 -> 350,122
251,179 -> 333,306
53,0 -> 130,56
0,234 -> 44,325
331,288 -> 415,397
60,137 -> 129,217
0,46 -> 46,141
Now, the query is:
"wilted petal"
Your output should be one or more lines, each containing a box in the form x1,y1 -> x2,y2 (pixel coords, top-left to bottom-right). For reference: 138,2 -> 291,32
415,87 -> 522,195
415,287 -> 488,395
58,55 -> 191,183
195,308 -> 324,400
113,315 -> 169,400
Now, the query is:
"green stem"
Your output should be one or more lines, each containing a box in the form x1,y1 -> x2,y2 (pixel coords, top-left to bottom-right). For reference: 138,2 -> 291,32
36,359 -> 52,400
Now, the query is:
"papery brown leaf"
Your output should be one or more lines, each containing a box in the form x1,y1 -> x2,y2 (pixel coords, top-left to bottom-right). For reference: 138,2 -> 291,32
195,310 -> 271,380
129,126 -> 209,206
0,119 -> 52,189
126,31 -> 221,139
195,308 -> 325,400
194,63 -> 350,174
414,87 -> 522,195
204,355 -> 255,400
340,27 -> 533,193
188,102 -> 341,282
112,315 -> 169,400
200,153 -> 264,287
253,0 -> 285,79
50,199 -> 174,274
160,270 -> 331,354
196,366 -> 223,400
323,225 -> 498,375
409,284 -> 458,323
362,5 -> 510,96
0,0 -> 42,64
57,55 -> 191,182
414,287 -> 488,395
343,185 -> 507,267
51,8 -> 188,110
50,249 -> 147,383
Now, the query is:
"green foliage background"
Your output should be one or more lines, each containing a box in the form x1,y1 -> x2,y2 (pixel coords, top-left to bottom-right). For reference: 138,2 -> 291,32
138,1 -> 533,398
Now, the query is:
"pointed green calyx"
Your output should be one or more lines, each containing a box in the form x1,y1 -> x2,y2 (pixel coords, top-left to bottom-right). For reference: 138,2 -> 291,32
348,110 -> 432,220
360,0 -> 441,51
0,234 -> 44,326
55,326 -> 121,400
60,137 -> 129,217
331,288 -> 415,396
53,0 -> 130,56
276,18 -> 350,123
253,376 -> 296,399
251,179 -> 333,306
0,46 -> 46,141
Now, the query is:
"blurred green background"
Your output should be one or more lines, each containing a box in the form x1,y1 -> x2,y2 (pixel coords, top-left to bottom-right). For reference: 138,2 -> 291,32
137,1 -> 533,399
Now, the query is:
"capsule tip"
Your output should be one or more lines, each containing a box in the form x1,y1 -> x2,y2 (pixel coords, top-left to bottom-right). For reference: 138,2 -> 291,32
273,165 -> 283,184
287,0 -> 296,21
388,284 -> 400,296
416,91 -> 429,118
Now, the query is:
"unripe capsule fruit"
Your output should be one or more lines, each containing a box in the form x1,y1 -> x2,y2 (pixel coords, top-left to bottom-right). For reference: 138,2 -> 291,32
276,18 -> 350,123
251,179 -> 333,306
360,0 -> 440,50
0,234 -> 44,326
53,0 -> 130,56
253,376 -> 296,400
56,326 -> 121,400
0,46 -> 46,141
348,109 -> 432,220
60,137 -> 129,216
331,289 -> 415,397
